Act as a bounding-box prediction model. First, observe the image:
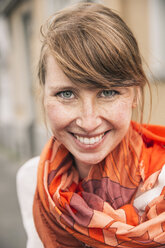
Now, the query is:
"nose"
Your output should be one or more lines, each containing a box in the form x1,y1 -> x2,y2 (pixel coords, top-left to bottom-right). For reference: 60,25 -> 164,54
76,100 -> 102,132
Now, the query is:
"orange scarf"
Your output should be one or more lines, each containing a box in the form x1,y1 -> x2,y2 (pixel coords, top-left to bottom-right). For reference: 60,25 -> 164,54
33,122 -> 165,248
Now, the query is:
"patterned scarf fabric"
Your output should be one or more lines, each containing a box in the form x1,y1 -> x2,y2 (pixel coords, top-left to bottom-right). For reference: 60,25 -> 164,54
33,122 -> 165,248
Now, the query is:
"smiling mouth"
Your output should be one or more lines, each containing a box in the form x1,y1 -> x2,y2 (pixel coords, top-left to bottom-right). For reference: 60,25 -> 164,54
72,131 -> 109,145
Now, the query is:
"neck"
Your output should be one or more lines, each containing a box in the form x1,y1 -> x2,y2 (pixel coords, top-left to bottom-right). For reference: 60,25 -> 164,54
74,159 -> 93,179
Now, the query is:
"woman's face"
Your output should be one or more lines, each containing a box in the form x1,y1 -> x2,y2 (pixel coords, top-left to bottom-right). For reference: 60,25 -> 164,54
44,55 -> 137,171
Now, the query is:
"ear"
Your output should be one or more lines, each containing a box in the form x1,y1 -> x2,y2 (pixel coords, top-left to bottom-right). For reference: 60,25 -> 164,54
132,87 -> 141,108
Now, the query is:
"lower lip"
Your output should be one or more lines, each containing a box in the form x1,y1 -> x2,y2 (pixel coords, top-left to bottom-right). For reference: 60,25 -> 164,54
71,132 -> 109,150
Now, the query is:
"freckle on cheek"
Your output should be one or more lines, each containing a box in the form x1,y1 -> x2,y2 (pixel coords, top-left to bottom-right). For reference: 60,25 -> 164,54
115,109 -> 131,123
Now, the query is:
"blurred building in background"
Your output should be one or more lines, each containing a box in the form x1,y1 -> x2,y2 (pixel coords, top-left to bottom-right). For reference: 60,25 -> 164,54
0,0 -> 165,160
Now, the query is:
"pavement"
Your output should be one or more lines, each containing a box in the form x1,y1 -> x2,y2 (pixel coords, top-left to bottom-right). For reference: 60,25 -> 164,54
0,150 -> 26,248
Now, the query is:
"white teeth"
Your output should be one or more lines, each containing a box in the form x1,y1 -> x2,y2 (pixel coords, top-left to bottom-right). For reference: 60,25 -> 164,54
75,133 -> 104,145
90,137 -> 95,144
84,138 -> 89,145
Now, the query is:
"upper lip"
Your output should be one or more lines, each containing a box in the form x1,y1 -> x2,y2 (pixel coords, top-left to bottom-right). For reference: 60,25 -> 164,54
70,130 -> 110,138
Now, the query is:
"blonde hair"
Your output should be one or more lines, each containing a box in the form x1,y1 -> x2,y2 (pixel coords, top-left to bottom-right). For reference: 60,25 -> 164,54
38,2 -> 151,122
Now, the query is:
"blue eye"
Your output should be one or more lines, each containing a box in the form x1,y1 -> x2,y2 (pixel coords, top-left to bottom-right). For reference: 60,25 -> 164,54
101,90 -> 118,97
57,91 -> 74,99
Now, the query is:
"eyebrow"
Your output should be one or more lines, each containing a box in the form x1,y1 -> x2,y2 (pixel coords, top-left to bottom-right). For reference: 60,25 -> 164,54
48,85 -> 80,92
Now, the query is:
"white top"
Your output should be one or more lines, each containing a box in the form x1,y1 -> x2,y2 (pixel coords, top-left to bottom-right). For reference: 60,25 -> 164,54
16,157 -> 43,248
16,157 -> 165,248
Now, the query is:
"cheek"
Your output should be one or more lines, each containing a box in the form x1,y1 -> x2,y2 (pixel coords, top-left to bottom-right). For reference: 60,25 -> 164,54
44,99 -> 78,135
45,102 -> 69,130
108,101 -> 133,127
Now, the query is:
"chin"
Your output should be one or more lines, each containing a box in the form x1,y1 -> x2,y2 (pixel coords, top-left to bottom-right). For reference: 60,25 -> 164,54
77,154 -> 105,165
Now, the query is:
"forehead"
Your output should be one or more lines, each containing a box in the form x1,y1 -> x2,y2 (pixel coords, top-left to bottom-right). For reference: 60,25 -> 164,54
45,55 -> 82,91
45,55 -> 69,83
44,55 -> 136,94
45,55 -> 98,90
44,55 -> 136,100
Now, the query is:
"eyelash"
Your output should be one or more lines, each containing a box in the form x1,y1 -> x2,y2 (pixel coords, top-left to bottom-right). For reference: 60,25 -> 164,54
56,90 -> 74,99
100,90 -> 119,98
55,89 -> 120,100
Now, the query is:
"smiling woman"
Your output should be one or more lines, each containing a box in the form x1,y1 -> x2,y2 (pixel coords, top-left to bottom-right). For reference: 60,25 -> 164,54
44,55 -> 136,178
18,2 -> 165,248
